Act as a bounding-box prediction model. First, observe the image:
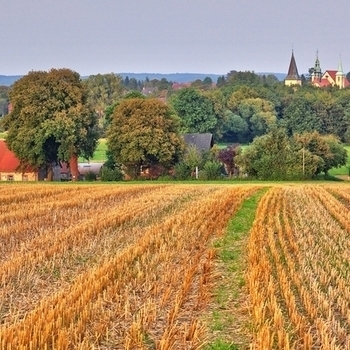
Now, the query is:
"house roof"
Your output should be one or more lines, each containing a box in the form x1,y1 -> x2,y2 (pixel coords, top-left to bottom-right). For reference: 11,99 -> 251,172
285,51 -> 300,80
0,140 -> 20,172
313,69 -> 350,87
322,70 -> 337,82
183,133 -> 214,152
78,162 -> 103,175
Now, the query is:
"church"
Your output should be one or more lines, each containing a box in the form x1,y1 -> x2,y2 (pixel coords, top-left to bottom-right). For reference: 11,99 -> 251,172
310,51 -> 349,88
284,51 -> 349,88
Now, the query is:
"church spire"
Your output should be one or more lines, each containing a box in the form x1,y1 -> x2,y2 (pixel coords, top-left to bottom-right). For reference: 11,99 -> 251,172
312,50 -> 322,81
336,54 -> 345,88
337,54 -> 343,74
285,50 -> 302,86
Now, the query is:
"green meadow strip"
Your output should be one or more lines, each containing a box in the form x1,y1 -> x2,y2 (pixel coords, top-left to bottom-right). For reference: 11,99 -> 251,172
204,188 -> 268,350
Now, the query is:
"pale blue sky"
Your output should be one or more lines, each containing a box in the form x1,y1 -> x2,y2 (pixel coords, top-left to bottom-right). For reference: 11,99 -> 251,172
1,0 -> 350,76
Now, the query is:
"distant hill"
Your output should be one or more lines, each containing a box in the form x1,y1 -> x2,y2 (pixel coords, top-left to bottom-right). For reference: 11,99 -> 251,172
259,72 -> 287,81
116,72 -> 222,83
0,72 -> 288,86
0,75 -> 23,86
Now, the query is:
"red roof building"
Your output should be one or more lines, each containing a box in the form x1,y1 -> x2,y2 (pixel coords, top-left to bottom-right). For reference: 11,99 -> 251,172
0,140 -> 38,181
311,52 -> 350,88
0,140 -> 20,172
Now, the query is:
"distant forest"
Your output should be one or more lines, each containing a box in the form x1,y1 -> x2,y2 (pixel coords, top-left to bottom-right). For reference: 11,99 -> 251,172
0,72 -> 287,87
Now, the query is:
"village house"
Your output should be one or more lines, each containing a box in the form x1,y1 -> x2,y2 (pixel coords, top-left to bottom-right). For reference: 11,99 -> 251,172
183,133 -> 214,152
0,139 -> 74,181
0,140 -> 38,181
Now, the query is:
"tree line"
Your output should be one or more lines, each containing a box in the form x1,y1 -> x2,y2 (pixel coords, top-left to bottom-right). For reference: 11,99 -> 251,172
0,68 -> 348,181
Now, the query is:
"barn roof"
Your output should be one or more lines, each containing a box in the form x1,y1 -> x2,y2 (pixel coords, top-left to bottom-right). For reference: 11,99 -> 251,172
0,140 -> 20,172
183,133 -> 214,152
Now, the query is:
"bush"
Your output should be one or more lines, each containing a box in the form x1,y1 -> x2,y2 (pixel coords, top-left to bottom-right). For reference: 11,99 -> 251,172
157,175 -> 174,181
100,167 -> 124,181
84,171 -> 97,181
174,162 -> 191,180
203,161 -> 222,180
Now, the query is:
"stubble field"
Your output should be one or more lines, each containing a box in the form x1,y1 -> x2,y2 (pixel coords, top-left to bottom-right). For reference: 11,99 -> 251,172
0,183 -> 349,349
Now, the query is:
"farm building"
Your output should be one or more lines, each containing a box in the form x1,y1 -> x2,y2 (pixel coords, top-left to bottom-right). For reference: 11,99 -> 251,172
183,133 -> 214,152
78,162 -> 103,180
0,140 -> 38,181
0,139 -> 74,181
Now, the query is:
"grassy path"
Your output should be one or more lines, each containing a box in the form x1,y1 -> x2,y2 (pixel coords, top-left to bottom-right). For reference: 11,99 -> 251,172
204,188 -> 267,349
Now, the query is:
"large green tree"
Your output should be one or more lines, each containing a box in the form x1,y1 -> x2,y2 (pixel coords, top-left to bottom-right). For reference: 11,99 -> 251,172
170,88 -> 219,136
0,85 -> 9,117
235,128 -> 324,180
1,68 -> 98,180
294,132 -> 347,175
107,98 -> 184,179
83,73 -> 124,133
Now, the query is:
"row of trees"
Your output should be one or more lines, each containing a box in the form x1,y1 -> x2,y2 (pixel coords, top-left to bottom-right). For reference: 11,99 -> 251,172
236,129 -> 347,180
3,70 -> 350,144
0,68 -> 348,181
85,70 -> 350,145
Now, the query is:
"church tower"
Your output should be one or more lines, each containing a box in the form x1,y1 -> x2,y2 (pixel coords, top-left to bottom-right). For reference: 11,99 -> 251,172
336,55 -> 345,88
285,50 -> 302,86
311,50 -> 322,82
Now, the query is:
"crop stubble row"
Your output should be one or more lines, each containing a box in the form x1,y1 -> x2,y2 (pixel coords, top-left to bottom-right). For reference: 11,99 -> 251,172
248,185 -> 350,349
0,184 -> 258,349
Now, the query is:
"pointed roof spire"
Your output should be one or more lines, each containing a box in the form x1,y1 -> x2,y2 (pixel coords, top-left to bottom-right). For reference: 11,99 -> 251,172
314,50 -> 321,74
337,54 -> 343,74
286,50 -> 300,80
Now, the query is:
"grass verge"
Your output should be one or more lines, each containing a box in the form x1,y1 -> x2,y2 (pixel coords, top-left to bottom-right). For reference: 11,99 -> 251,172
204,188 -> 267,350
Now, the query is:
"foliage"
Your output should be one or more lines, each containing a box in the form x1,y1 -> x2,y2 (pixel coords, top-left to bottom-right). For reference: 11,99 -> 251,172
84,171 -> 97,181
0,85 -> 9,117
182,145 -> 203,172
294,132 -> 347,175
100,166 -> 124,181
107,98 -> 184,179
83,73 -> 124,133
235,128 -> 305,180
236,128 -> 347,179
201,161 -> 223,180
217,144 -> 240,177
227,86 -> 260,111
281,89 -> 350,142
124,90 -> 145,99
170,88 -> 219,136
1,69 -> 98,180
174,162 -> 191,180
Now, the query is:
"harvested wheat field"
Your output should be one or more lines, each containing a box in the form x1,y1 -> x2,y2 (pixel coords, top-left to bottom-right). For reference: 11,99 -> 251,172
0,183 -> 259,349
248,184 -> 350,350
1,183 -> 350,350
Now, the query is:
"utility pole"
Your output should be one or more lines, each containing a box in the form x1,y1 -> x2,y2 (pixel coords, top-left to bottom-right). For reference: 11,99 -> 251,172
302,146 -> 305,177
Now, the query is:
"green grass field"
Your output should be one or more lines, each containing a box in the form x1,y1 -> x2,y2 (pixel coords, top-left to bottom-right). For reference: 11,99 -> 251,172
0,131 -> 7,139
79,138 -> 107,163
328,145 -> 350,177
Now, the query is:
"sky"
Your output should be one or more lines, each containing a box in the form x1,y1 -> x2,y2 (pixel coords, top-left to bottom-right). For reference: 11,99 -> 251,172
2,0 -> 350,76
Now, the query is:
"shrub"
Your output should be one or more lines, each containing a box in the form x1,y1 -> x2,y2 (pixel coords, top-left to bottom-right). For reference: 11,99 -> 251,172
174,162 -> 191,180
84,171 -> 97,181
157,175 -> 174,181
100,167 -> 124,181
203,161 -> 222,180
